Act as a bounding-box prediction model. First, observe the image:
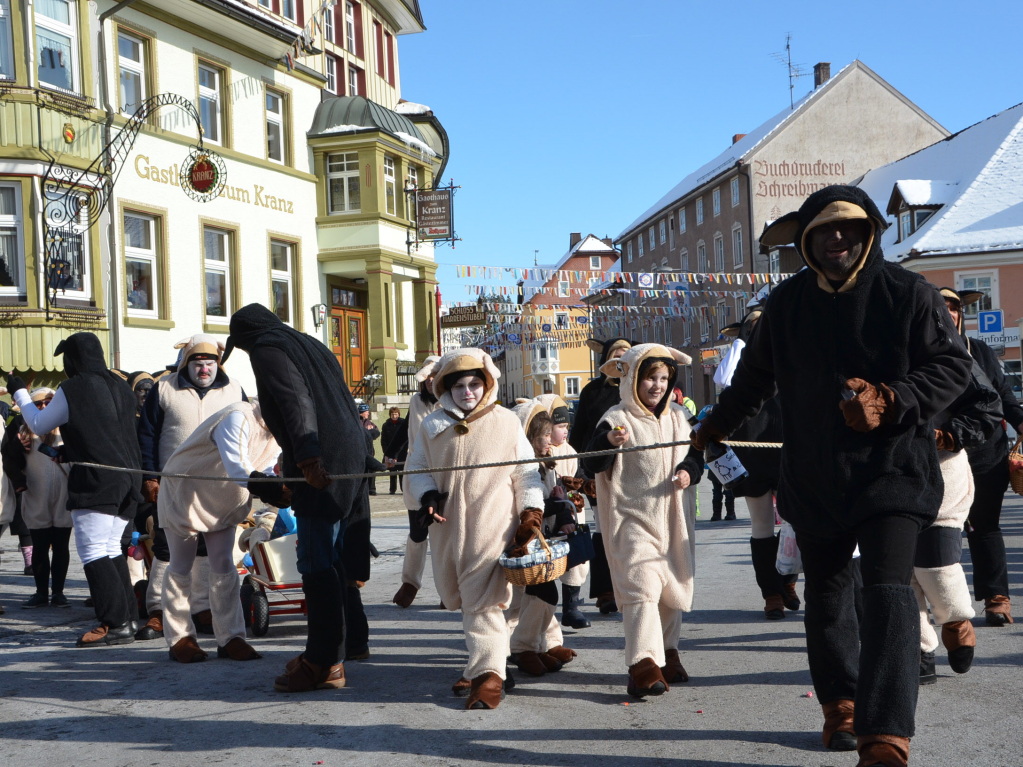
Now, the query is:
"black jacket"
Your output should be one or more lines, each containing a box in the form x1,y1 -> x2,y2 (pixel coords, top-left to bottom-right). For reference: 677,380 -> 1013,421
568,337 -> 634,467
706,186 -> 972,535
965,337 -> 1023,473
381,417 -> 408,462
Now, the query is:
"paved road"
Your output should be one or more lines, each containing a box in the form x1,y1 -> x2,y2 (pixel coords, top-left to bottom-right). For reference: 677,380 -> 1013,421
0,483 -> 1019,767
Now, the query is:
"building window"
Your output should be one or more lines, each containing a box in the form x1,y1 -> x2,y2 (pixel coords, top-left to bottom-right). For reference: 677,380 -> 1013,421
0,184 -> 24,296
589,255 -> 601,270
679,207 -> 686,233
669,217 -> 675,250
712,188 -> 721,216
385,31 -> 395,86
696,198 -> 704,225
44,189 -> 90,297
281,0 -> 296,22
0,1 -> 14,80
713,234 -> 724,271
558,280 -> 569,297
556,312 -> 568,328
325,54 -> 338,94
682,318 -> 691,346
565,377 -> 580,397
265,88 -> 286,164
203,226 -> 232,321
406,165 -> 418,221
638,236 -> 644,258
697,241 -> 707,272
373,20 -> 384,75
958,273 -> 994,318
383,155 -> 396,215
36,0 -> 80,92
270,240 -> 294,324
124,211 -> 159,315
732,226 -> 744,268
324,2 -> 335,42
627,241 -> 633,263
897,206 -> 938,241
327,152 -> 360,213
731,177 -> 740,207
348,64 -> 362,96
648,226 -> 655,251
700,313 -> 709,341
769,248 -> 781,274
736,296 -> 746,321
658,220 -> 666,244
680,247 -> 688,272
197,62 -> 224,145
345,1 -> 362,56
117,31 -> 147,113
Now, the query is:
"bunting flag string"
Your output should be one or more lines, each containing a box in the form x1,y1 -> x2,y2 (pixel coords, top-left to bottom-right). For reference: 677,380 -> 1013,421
450,265 -> 795,284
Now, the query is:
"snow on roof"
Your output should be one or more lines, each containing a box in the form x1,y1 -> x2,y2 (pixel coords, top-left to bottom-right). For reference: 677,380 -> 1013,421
857,102 -> 1023,260
394,131 -> 437,157
395,101 -> 432,115
320,124 -> 367,134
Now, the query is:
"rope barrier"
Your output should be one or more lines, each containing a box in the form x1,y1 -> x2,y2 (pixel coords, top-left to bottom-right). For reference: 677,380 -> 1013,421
68,439 -> 783,484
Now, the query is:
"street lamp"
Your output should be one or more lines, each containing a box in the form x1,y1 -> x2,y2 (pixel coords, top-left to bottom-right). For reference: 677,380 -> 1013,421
311,303 -> 327,330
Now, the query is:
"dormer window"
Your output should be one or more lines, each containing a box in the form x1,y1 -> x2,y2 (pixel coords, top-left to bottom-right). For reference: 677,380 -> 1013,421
897,206 -> 937,241
887,180 -> 954,243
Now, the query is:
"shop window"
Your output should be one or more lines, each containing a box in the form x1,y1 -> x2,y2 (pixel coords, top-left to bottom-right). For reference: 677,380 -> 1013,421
118,31 -> 148,113
327,152 -> 360,213
124,211 -> 160,316
270,239 -> 294,324
197,62 -> 224,145
36,0 -> 80,93
203,226 -> 233,322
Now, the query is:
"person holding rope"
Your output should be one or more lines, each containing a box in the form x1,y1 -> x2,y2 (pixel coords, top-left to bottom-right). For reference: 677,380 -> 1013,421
691,186 -> 972,767
404,348 -> 545,710
8,332 -> 143,647
224,303 -> 366,693
581,343 -> 702,699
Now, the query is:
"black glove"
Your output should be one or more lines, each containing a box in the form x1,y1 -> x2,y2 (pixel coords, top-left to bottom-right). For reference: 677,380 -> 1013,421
5,372 -> 27,396
418,490 -> 449,526
247,471 -> 293,508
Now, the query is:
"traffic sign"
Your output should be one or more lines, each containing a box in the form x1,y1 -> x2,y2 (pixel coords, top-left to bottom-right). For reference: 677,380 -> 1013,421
978,310 -> 1003,333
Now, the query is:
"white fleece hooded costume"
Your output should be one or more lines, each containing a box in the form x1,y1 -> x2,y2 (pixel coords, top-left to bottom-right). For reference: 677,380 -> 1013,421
405,348 -> 545,681
589,343 -> 698,668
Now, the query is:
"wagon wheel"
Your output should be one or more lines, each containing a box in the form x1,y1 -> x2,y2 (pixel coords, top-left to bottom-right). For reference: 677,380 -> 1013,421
251,590 -> 270,636
240,578 -> 255,629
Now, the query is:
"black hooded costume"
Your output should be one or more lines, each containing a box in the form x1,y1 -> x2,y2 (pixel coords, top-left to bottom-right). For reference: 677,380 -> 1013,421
569,337 -> 634,456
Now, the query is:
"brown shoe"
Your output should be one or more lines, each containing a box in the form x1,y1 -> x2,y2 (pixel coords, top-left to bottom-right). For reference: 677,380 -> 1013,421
135,610 -> 164,640
822,699 -> 856,751
544,645 -> 577,665
274,655 -> 345,692
941,619 -> 976,674
783,582 -> 801,610
217,637 -> 262,661
465,671 -> 504,710
511,650 -> 547,677
392,583 -> 419,608
537,651 -> 564,673
627,657 -> 668,698
169,636 -> 208,663
192,609 -> 214,635
77,622 -> 136,648
984,595 -> 1013,626
855,734 -> 909,767
596,591 -> 618,614
451,677 -> 471,697
661,649 -> 689,683
764,593 -> 785,620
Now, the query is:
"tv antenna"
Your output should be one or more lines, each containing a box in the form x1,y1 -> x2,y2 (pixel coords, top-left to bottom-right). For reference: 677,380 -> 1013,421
770,34 -> 808,109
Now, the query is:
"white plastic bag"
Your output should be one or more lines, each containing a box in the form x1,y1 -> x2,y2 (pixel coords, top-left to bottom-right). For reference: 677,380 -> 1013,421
776,520 -> 802,575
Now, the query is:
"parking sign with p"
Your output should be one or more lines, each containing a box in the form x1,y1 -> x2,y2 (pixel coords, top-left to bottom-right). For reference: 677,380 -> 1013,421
978,310 -> 1003,334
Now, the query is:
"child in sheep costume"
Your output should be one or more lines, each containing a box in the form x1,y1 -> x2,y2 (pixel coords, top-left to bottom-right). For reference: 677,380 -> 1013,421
581,343 -> 703,698
405,348 -> 545,709
392,355 -> 442,608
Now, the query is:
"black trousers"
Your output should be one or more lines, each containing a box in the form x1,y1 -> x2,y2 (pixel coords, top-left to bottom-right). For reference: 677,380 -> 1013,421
29,526 -> 72,596
966,460 -> 1010,600
796,513 -> 923,738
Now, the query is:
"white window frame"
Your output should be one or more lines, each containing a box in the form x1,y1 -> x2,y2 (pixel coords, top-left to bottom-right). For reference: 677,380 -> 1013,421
327,152 -> 360,213
345,2 -> 357,53
35,0 -> 80,93
648,226 -> 655,250
638,236 -> 644,258
270,239 -> 294,325
589,255 -> 601,270
679,247 -> 689,272
348,65 -> 359,96
557,280 -> 570,298
117,31 -> 146,114
325,55 -> 337,94
406,165 -> 418,222
281,0 -> 297,23
696,197 -> 704,225
697,241 -> 707,272
731,176 -> 740,207
124,211 -> 159,317
203,225 -> 231,322
0,0 -> 14,80
679,207 -> 686,233
712,188 -> 721,216
956,271 -> 996,319
713,234 -> 724,271
323,2 -> 335,42
383,155 -> 396,215
700,313 -> 709,341
197,62 -> 223,145
555,311 -> 568,328
0,183 -> 25,297
44,189 -> 91,300
732,225 -> 744,268
265,88 -> 285,164
565,377 -> 580,397
627,241 -> 633,263
769,248 -> 781,274
659,220 -> 667,244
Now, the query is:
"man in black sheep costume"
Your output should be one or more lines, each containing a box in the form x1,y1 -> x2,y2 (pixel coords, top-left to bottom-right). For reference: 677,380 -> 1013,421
691,185 -> 972,767
225,303 -> 366,692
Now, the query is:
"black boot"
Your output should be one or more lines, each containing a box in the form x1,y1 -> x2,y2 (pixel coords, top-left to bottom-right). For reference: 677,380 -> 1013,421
919,650 -> 937,685
111,555 -> 139,634
854,584 -> 919,738
302,568 -> 346,668
79,558 -> 135,647
750,536 -> 786,618
561,584 -> 591,629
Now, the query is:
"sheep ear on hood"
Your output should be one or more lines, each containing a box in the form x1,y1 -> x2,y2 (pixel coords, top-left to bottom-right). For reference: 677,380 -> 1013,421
173,337 -> 192,350
665,347 -> 692,366
599,358 -> 629,379
759,211 -> 801,248
585,338 -> 604,354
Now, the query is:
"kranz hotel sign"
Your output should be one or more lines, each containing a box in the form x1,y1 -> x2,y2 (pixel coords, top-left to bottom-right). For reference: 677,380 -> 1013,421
416,189 -> 453,240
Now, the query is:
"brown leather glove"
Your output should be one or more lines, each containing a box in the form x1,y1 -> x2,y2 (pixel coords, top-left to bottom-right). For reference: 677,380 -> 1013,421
934,429 -> 956,452
582,479 -> 596,497
142,478 -> 160,503
561,476 -> 584,491
690,420 -> 727,451
296,456 -> 332,489
840,378 -> 896,432
509,507 -> 543,557
568,491 -> 586,514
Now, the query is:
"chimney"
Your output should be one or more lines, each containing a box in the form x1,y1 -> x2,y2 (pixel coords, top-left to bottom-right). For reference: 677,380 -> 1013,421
601,237 -> 613,248
732,133 -> 746,145
569,232 -> 582,249
814,62 -> 831,88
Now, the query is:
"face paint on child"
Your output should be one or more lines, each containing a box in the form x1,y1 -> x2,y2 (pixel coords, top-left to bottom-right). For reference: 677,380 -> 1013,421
451,374 -> 485,413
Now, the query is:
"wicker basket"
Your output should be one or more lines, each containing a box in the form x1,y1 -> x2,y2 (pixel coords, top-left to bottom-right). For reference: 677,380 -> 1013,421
500,532 -> 569,587
1009,436 -> 1023,496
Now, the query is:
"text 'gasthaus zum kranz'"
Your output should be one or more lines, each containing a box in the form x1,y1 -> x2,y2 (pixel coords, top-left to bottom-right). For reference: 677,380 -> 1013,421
133,154 -> 295,213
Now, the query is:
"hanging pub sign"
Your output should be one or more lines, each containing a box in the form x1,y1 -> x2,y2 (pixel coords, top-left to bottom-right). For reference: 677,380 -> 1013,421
179,146 -> 227,202
416,188 -> 454,240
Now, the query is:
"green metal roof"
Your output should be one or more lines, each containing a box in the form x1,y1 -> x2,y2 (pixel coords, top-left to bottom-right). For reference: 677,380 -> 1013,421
308,96 -> 428,143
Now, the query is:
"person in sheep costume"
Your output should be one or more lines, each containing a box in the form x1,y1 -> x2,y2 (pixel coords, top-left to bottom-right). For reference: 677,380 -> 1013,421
405,348 -> 545,710
581,343 -> 703,698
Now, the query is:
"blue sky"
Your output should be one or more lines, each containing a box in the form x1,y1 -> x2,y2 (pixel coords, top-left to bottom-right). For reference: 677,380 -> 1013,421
399,1 -> 1023,305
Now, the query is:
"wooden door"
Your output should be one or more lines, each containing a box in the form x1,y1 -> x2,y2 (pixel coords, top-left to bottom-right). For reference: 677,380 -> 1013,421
331,307 -> 366,385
